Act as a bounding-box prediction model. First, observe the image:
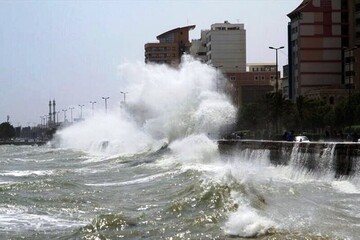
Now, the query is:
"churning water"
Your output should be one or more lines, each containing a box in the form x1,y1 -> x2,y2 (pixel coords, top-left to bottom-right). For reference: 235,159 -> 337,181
1,58 -> 360,239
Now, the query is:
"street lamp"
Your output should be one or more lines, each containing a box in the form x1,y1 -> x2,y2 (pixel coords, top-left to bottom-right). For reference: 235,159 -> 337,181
214,65 -> 223,91
62,109 -> 68,123
102,97 -> 110,114
120,91 -> 128,104
90,101 -> 96,116
69,107 -> 74,123
269,46 -> 284,93
44,115 -> 48,128
56,111 -> 60,124
79,104 -> 84,119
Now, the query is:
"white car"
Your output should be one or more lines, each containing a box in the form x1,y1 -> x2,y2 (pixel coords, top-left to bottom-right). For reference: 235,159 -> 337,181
295,136 -> 310,142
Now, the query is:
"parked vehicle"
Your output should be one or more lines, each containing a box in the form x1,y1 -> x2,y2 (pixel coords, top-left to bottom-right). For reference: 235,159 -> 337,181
295,136 -> 310,142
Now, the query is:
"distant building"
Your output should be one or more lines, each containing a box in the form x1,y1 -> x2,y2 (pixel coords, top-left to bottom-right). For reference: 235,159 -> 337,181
287,0 -> 359,105
190,30 -> 208,63
225,64 -> 277,106
144,25 -> 195,66
205,21 -> 246,73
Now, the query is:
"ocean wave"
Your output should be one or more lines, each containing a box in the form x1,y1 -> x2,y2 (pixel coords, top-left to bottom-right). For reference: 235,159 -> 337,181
85,170 -> 179,187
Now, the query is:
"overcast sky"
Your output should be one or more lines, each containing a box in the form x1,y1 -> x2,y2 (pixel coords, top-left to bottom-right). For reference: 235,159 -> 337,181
0,0 -> 302,126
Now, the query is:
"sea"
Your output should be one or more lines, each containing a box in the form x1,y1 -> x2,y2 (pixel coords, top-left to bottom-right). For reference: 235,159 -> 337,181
1,58 -> 360,239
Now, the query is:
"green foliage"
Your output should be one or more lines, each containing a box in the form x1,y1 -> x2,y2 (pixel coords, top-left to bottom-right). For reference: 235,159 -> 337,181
237,92 -> 360,139
238,103 -> 265,131
0,122 -> 16,140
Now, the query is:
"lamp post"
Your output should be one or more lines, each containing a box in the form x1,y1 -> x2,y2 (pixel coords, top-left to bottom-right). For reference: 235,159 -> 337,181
69,107 -> 74,123
62,109 -> 68,123
214,65 -> 223,91
90,101 -> 96,116
102,97 -> 110,114
40,116 -> 44,128
79,104 -> 84,119
269,46 -> 284,93
120,91 -> 128,104
44,115 -> 48,128
56,111 -> 60,124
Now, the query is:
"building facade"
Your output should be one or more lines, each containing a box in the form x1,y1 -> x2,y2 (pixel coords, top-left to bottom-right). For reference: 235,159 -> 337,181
205,21 -> 246,73
145,25 -> 195,66
226,64 -> 277,106
344,0 -> 360,91
288,0 -> 360,105
190,30 -> 208,63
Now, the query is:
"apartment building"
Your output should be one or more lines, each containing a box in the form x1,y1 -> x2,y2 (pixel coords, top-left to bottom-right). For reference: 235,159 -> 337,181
205,21 -> 246,73
345,0 -> 360,90
144,25 -> 195,66
226,64 -> 277,106
287,0 -> 359,105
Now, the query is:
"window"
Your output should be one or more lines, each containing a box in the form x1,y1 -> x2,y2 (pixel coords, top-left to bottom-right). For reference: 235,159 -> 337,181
230,76 -> 236,81
254,75 -> 259,81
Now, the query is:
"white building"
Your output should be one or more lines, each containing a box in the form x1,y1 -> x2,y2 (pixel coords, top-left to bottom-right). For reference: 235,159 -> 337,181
206,21 -> 246,73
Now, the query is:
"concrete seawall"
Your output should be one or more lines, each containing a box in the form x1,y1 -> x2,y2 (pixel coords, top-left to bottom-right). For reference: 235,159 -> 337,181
0,141 -> 47,146
217,140 -> 360,176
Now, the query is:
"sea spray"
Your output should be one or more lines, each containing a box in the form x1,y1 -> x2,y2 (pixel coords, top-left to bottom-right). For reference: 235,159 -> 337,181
224,207 -> 276,237
55,113 -> 154,156
55,56 -> 236,155
169,134 -> 219,164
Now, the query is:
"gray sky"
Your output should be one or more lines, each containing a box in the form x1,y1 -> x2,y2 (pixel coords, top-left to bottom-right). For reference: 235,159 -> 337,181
0,0 -> 301,126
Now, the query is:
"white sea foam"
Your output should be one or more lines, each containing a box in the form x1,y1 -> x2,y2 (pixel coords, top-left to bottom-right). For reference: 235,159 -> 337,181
0,170 -> 55,177
332,181 -> 360,194
85,170 -> 179,187
55,56 -> 236,156
0,207 -> 85,231
169,134 -> 219,164
224,207 -> 276,237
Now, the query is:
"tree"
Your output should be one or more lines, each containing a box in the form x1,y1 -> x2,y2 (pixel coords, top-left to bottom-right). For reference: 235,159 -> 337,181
0,122 -> 16,140
263,92 -> 293,135
238,103 -> 265,131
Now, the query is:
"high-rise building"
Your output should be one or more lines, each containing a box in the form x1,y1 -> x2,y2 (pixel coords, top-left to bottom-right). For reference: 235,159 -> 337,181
205,21 -> 246,73
287,0 -> 359,104
144,25 -> 195,66
344,0 -> 360,91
